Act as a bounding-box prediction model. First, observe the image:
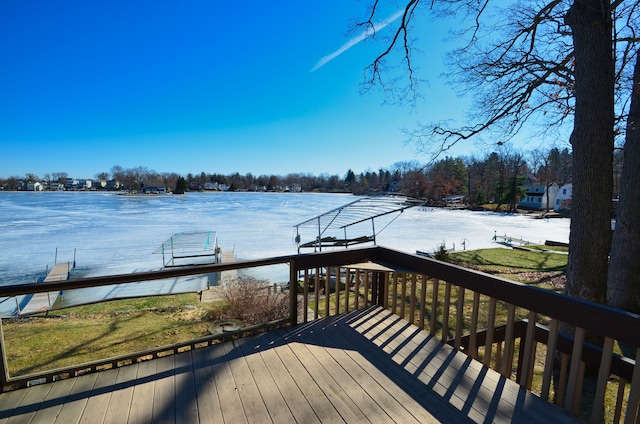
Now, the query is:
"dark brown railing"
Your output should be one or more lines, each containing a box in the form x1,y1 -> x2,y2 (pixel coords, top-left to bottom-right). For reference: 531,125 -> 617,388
1,246 -> 639,423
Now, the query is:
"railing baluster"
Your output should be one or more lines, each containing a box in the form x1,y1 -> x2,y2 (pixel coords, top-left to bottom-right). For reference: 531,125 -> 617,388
409,274 -> 417,326
557,353 -> 569,407
0,319 -> 8,386
501,304 -> 516,378
574,361 -> 586,415
400,273 -> 407,320
484,297 -> 497,368
344,268 -> 351,313
354,269 -> 361,310
495,341 -> 503,373
335,267 -> 340,316
314,267 -> 320,320
391,272 -> 398,315
442,282 -> 452,343
290,260 -> 298,326
418,275 -> 427,331
541,318 -> 559,400
565,327 -> 585,415
625,347 -> 640,424
590,336 -> 614,423
430,279 -> 438,336
519,310 -> 537,389
614,379 -> 626,424
302,269 -> 309,323
363,271 -> 370,307
469,291 -> 480,360
455,286 -> 465,351
324,266 -> 330,317
382,272 -> 390,309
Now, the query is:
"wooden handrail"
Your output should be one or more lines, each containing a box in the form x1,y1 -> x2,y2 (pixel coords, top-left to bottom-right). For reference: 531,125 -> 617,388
2,245 -> 640,421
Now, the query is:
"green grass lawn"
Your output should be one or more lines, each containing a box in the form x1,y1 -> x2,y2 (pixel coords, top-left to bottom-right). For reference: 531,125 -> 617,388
3,293 -> 210,376
450,246 -> 568,273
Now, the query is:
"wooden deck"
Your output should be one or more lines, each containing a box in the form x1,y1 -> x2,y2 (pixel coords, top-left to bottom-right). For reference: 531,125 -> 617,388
0,306 -> 581,423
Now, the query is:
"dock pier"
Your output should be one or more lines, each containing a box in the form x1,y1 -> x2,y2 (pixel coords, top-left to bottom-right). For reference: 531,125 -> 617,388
18,261 -> 74,315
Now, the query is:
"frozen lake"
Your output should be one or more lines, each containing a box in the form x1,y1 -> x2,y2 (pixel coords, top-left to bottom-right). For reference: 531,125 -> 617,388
0,191 -> 570,315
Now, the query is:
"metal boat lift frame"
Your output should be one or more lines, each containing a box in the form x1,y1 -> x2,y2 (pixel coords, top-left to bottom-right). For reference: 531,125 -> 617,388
294,195 -> 423,254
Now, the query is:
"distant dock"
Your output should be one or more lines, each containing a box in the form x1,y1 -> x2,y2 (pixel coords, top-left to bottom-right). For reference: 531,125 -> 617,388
492,232 -> 533,248
19,261 -> 74,315
200,251 -> 237,303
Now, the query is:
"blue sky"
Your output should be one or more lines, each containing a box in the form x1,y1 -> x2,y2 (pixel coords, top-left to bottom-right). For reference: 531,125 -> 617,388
2,1 -> 480,180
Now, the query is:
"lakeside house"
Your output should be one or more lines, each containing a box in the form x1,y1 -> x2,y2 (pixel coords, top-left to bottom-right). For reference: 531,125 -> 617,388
140,180 -> 167,194
518,182 -> 559,210
26,182 -> 43,191
554,183 -> 572,213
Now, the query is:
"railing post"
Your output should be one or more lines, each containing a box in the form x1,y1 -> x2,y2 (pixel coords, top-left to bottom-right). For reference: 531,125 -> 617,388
372,271 -> 386,307
289,260 -> 298,326
0,318 -> 8,387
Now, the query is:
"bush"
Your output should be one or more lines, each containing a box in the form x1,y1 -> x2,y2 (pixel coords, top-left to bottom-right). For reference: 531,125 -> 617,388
433,243 -> 450,262
207,277 -> 289,326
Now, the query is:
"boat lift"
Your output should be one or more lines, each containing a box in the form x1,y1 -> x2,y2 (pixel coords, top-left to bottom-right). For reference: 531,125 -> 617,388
154,231 -> 220,268
293,195 -> 424,254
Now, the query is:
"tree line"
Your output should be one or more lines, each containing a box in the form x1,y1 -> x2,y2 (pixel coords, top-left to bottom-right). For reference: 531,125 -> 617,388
1,146 -> 593,207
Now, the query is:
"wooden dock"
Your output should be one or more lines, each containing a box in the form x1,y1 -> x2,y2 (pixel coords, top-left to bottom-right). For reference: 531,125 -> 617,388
492,234 -> 532,247
19,262 -> 74,316
200,251 -> 237,303
0,306 -> 581,423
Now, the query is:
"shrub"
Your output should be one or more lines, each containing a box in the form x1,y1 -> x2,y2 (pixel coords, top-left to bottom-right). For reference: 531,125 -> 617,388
433,243 -> 450,262
207,277 -> 289,326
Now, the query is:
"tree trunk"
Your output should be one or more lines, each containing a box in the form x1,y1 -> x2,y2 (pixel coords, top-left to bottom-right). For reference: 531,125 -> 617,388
607,52 -> 640,314
564,0 -> 614,306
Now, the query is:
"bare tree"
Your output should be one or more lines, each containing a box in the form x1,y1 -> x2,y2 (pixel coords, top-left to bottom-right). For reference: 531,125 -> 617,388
608,52 -> 640,314
356,0 -> 638,310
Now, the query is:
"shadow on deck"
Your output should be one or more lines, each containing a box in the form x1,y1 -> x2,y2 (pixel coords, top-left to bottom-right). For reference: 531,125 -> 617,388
0,306 -> 579,423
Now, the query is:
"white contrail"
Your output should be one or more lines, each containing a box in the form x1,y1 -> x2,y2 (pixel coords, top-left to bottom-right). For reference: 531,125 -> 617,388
311,9 -> 405,72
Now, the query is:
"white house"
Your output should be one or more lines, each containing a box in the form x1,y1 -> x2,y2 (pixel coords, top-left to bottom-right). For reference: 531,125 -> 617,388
554,183 -> 572,213
78,179 -> 92,190
518,182 -> 559,210
27,182 -> 43,191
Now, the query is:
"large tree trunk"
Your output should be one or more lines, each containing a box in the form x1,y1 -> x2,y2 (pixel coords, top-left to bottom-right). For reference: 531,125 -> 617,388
607,52 -> 640,314
564,0 -> 614,306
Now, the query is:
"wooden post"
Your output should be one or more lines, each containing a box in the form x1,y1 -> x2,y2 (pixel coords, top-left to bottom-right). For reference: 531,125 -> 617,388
372,272 -> 384,307
0,318 -> 8,387
289,260 -> 298,326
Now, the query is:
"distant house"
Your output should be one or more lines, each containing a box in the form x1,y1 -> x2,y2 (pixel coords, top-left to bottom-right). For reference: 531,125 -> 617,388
554,183 -> 572,213
105,180 -> 120,190
140,180 -> 167,194
50,182 -> 65,191
78,179 -> 92,190
518,182 -> 559,210
283,184 -> 302,193
27,182 -> 43,191
65,178 -> 79,189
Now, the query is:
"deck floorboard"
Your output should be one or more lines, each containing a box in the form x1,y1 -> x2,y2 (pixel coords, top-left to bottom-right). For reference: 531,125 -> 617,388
0,306 -> 582,423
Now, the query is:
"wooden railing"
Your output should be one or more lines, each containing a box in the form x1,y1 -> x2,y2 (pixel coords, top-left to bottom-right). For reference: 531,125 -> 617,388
1,246 -> 639,422
289,246 -> 640,423
0,255 -> 297,391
